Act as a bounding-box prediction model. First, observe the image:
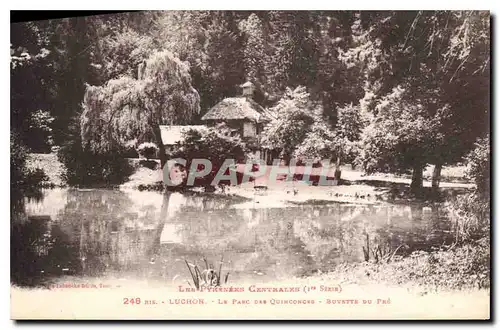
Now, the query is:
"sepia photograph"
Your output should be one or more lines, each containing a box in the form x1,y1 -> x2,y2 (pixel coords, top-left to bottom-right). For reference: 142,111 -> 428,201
10,10 -> 490,320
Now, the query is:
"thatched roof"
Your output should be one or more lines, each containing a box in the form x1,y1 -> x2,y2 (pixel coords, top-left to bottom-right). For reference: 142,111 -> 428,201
159,125 -> 207,146
240,81 -> 255,88
201,97 -> 273,123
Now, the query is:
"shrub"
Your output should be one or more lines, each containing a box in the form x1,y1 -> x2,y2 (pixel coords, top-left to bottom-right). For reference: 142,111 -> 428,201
333,237 -> 489,291
11,133 -> 50,188
25,168 -> 50,186
57,137 -> 134,187
28,109 -> 54,153
172,125 -> 247,187
446,193 -> 489,244
261,86 -> 317,163
136,142 -> 159,160
445,135 -> 490,244
10,132 -> 29,189
10,133 -> 50,218
465,135 -> 490,198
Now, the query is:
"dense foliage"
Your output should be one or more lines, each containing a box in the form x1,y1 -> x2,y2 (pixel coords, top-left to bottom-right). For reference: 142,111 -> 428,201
57,139 -> 134,187
11,133 -> 50,196
445,136 -> 490,243
465,136 -> 490,198
56,119 -> 134,187
81,50 -> 200,167
344,11 -> 490,191
172,125 -> 247,187
261,86 -> 319,162
10,11 -> 489,191
10,11 -> 491,293
11,133 -> 31,189
293,104 -> 363,166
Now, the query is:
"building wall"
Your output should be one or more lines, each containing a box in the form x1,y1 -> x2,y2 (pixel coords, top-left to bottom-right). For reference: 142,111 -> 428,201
243,122 -> 257,138
205,119 -> 255,138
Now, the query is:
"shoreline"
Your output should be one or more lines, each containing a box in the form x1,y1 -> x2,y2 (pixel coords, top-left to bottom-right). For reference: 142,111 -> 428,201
25,152 -> 474,207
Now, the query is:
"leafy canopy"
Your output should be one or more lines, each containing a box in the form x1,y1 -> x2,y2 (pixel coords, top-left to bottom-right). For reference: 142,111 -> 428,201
81,50 -> 200,154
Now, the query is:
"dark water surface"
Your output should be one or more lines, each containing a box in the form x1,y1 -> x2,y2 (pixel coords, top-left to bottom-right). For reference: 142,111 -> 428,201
11,188 -> 454,287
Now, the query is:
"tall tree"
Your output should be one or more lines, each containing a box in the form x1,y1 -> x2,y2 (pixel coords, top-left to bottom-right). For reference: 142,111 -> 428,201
356,86 -> 446,191
27,16 -> 106,146
294,103 -> 364,180
261,86 -> 318,163
197,12 -> 245,113
313,12 -> 365,123
98,27 -> 157,80
11,22 -> 53,151
238,13 -> 268,87
153,11 -> 245,114
265,11 -> 320,93
343,11 -> 490,192
81,50 -> 200,167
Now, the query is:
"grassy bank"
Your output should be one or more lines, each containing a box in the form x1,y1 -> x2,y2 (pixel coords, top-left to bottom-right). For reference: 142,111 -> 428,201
329,239 -> 490,292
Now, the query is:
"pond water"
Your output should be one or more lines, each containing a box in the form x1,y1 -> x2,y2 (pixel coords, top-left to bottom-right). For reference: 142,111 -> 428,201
11,188 -> 455,287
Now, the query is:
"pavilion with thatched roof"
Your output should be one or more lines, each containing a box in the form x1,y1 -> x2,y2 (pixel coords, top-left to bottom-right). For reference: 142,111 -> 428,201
201,82 -> 273,139
201,81 -> 278,164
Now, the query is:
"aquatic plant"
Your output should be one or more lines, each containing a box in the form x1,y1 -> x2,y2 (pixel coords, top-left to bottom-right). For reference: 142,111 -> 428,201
362,233 -> 404,264
184,255 -> 230,290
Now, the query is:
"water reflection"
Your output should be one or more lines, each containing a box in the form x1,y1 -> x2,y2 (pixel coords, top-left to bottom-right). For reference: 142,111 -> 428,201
11,189 -> 454,287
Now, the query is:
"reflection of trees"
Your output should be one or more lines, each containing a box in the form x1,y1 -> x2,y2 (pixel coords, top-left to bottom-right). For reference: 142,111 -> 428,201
12,187 -> 457,287
292,204 -> 455,268
14,188 -> 255,286
159,193 -> 254,251
57,190 -> 138,275
367,204 -> 454,258
11,216 -> 77,287
11,189 -> 27,224
224,208 -> 315,279
293,205 -> 363,268
59,190 -> 252,281
249,215 -> 315,278
11,188 -> 75,287
157,205 -> 318,279
11,188 -> 44,224
12,189 -> 167,286
167,208 -> 247,251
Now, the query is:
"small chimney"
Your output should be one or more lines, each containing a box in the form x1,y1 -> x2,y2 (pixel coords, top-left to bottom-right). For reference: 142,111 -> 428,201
241,81 -> 256,99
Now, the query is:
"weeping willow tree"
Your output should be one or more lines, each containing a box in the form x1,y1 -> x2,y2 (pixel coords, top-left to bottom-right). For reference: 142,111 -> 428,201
81,50 -> 200,167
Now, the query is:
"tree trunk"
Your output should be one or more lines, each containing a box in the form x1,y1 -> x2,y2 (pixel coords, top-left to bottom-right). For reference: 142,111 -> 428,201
410,163 -> 424,194
334,156 -> 342,181
282,149 -> 291,166
431,163 -> 443,190
152,125 -> 167,169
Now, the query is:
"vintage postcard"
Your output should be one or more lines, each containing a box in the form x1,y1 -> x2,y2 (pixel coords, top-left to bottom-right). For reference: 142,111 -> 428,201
10,10 -> 490,320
